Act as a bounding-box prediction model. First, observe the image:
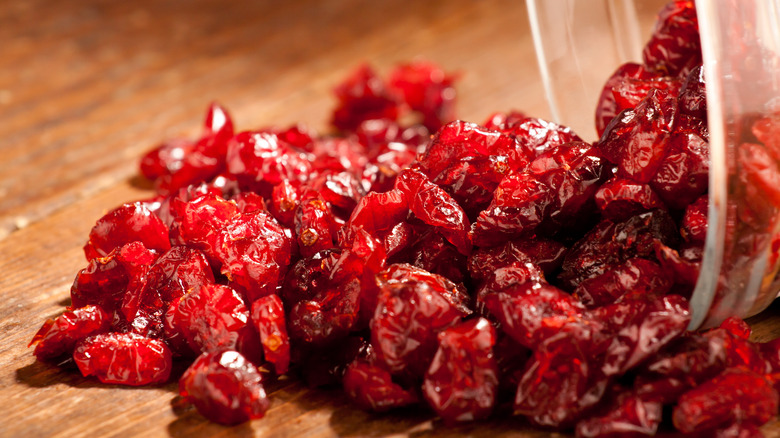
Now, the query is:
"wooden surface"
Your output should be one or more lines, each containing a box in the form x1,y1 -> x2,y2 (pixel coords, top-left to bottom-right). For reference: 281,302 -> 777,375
1,0 -> 779,436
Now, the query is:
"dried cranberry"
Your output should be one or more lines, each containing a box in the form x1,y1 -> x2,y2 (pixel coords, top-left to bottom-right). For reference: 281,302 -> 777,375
642,0 -> 701,77
416,120 -> 527,218
422,318 -> 498,423
575,391 -> 662,438
294,193 -> 338,258
483,281 -> 591,349
681,195 -> 708,243
468,237 -> 566,282
120,246 -> 214,338
70,241 -> 156,321
30,305 -> 111,360
649,130 -> 709,209
343,359 -> 418,412
331,64 -> 400,132
179,350 -> 269,425
594,177 -> 666,222
226,130 -> 312,196
250,295 -> 290,375
388,61 -> 457,132
214,210 -> 292,302
595,63 -> 657,136
83,202 -> 170,260
558,210 -> 680,290
672,368 -> 778,434
371,264 -> 471,377
169,193 -> 238,264
73,332 -> 172,386
573,258 -> 671,308
172,283 -> 251,354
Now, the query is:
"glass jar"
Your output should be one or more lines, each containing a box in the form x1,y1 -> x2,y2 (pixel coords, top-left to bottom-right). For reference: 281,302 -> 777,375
527,0 -> 780,328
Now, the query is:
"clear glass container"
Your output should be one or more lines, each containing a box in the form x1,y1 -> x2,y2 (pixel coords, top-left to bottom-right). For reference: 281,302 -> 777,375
527,0 -> 780,328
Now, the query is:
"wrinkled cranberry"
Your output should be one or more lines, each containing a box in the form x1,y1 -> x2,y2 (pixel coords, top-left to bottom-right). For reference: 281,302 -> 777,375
73,332 -> 172,386
681,195 -> 708,243
573,258 -> 671,307
343,359 -> 418,412
214,210 -> 292,302
83,202 -> 170,260
672,368 -> 779,434
250,295 -> 290,375
30,305 -> 111,360
70,241 -> 156,321
180,350 -> 269,425
423,318 -> 498,423
642,0 -> 701,77
558,210 -> 680,290
331,64 -> 400,132
595,177 -> 666,222
371,264 -> 471,377
226,130 -> 312,196
388,61 -> 457,132
416,120 -> 527,218
575,391 -> 662,438
294,193 -> 338,258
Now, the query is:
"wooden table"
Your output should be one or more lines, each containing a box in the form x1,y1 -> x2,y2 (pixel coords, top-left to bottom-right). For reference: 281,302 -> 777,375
2,0 -> 779,436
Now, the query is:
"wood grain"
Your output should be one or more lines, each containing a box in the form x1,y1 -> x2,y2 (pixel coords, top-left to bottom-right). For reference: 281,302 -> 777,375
1,0 -> 779,437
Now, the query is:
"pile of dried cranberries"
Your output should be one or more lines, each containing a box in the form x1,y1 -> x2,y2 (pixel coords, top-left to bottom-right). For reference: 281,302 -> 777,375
31,1 -> 780,435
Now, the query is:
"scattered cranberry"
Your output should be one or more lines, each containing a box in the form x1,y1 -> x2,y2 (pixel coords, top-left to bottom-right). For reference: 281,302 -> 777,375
73,332 -> 172,386
179,350 -> 269,425
30,4 -> 780,434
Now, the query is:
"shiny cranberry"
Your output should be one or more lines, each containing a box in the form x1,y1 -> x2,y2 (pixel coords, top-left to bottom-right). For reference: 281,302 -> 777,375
179,350 -> 269,425
594,177 -> 666,222
575,391 -> 662,438
573,258 -> 671,307
672,368 -> 778,434
416,120 -> 527,218
371,264 -> 471,377
294,193 -> 338,258
343,359 -> 418,412
331,64 -> 400,132
422,318 -> 498,423
388,61 -> 457,132
642,0 -> 701,77
83,202 -> 170,260
73,332 -> 172,386
30,305 -> 111,360
681,195 -> 708,244
250,295 -> 290,375
214,210 -> 292,302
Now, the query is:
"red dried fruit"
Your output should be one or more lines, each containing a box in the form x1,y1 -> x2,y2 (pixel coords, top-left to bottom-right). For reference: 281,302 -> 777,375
483,281 -> 591,349
83,202 -> 170,260
596,63 -> 656,137
172,283 -> 251,354
574,258 -> 672,307
472,172 -> 553,247
394,168 -> 471,255
672,368 -> 779,434
120,246 -> 214,338
416,120 -> 527,218
73,332 -> 172,386
30,305 -> 111,360
594,177 -> 666,222
475,261 -> 545,316
388,61 -> 457,132
575,391 -> 662,438
168,192 -> 238,264
226,130 -> 312,196
250,295 -> 290,375
468,237 -> 566,282
214,210 -> 292,302
331,64 -> 400,132
179,350 -> 269,425
140,102 -> 234,195
371,264 -> 471,377
515,333 -> 609,428
649,130 -> 709,209
343,359 -> 418,412
294,193 -> 338,258
422,318 -> 499,423
681,195 -> 708,244
642,0 -> 701,77
70,241 -> 157,320
558,210 -> 680,290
